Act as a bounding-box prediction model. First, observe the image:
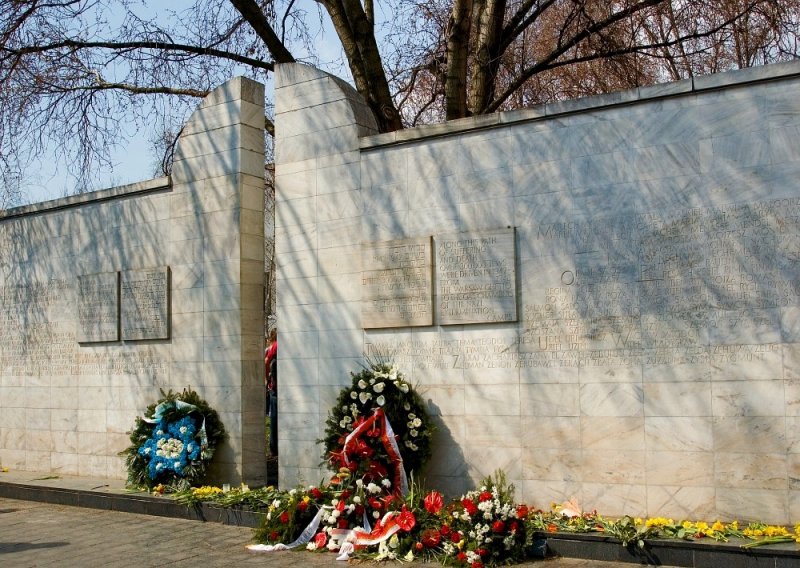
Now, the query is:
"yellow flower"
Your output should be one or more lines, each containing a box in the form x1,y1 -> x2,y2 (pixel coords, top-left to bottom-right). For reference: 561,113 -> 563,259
646,517 -> 673,528
634,518 -> 643,526
711,521 -> 725,532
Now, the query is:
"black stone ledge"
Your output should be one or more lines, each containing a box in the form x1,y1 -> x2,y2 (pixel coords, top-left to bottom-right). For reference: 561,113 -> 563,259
538,531 -> 800,568
0,480 -> 264,527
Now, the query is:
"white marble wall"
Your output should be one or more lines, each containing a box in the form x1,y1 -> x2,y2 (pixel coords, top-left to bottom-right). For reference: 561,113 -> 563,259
0,77 -> 266,485
275,61 -> 800,524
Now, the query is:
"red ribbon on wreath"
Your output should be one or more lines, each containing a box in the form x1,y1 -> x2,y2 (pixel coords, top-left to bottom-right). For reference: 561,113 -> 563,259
341,408 -> 409,496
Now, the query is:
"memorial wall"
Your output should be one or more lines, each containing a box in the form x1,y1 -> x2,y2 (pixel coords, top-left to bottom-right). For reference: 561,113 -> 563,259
274,61 -> 800,524
0,77 -> 266,484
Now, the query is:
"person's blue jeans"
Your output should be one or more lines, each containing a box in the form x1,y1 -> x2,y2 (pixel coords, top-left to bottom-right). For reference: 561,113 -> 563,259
269,391 -> 278,456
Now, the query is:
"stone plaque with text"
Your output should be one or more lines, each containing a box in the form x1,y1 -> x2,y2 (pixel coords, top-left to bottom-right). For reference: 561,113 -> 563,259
362,237 -> 433,328
436,228 -> 517,324
121,267 -> 170,340
77,272 -> 120,343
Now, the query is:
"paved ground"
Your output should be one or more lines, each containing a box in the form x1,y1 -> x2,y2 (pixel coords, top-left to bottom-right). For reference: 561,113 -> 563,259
0,497 -> 678,568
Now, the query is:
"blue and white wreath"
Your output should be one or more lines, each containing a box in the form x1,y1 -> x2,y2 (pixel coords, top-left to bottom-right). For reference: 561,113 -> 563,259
121,389 -> 226,491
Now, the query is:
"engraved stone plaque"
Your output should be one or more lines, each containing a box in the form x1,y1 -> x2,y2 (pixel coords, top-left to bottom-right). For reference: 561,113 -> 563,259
436,228 -> 517,324
362,237 -> 433,328
77,272 -> 120,343
121,267 -> 171,340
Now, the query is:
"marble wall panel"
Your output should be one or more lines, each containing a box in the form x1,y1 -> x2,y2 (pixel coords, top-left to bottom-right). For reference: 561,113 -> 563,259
274,62 -> 800,522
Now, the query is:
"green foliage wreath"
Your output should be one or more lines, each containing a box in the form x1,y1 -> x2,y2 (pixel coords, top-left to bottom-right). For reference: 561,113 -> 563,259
321,361 -> 433,480
120,388 -> 227,492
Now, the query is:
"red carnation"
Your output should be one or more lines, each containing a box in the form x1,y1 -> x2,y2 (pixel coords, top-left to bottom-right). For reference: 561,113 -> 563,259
314,532 -> 327,548
509,520 -> 519,533
461,498 -> 478,516
279,511 -> 290,524
368,497 -> 382,510
456,551 -> 467,562
337,518 -> 349,529
297,500 -> 308,513
473,562 -> 484,568
396,506 -> 416,532
421,528 -> 441,548
424,491 -> 444,514
439,524 -> 451,536
340,490 -> 351,500
492,519 -> 506,533
516,504 -> 529,519
336,499 -> 346,512
311,488 -> 323,500
450,531 -> 462,543
479,491 -> 492,502
476,547 -> 488,557
269,531 -> 280,541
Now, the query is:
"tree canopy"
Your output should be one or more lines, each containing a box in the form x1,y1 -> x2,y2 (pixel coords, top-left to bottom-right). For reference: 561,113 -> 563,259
1,0 -> 798,202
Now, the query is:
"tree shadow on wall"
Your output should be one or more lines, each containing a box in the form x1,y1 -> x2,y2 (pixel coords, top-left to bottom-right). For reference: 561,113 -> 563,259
420,399 -> 470,498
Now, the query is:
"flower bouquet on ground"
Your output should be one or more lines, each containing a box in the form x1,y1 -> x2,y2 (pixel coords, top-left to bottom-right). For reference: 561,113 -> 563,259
411,471 -> 532,567
120,388 -> 226,492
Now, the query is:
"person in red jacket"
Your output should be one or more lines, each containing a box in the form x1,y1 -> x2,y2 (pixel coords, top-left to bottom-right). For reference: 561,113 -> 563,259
265,328 -> 278,456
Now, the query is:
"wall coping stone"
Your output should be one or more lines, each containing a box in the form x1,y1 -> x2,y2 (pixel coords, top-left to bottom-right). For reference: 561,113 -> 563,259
360,59 -> 800,150
0,176 -> 171,221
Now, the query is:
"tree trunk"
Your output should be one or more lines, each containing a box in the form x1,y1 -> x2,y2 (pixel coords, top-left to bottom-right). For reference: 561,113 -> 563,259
319,0 -> 403,132
469,0 -> 506,114
445,0 -> 474,120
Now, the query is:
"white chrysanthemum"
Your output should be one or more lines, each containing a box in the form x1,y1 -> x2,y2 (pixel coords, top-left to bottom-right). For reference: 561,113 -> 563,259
398,383 -> 409,393
410,429 -> 418,437
413,418 -> 422,428
350,391 -> 357,399
367,482 -> 381,494
306,542 -> 317,551
359,392 -> 372,404
289,488 -> 297,496
373,382 -> 385,393
376,395 -> 385,406
353,496 -> 361,504
403,403 -> 411,411
381,478 -> 392,488
355,479 -> 364,487
358,379 -> 367,389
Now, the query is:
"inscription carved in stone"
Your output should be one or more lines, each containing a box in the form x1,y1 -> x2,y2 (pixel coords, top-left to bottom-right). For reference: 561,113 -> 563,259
361,237 -> 433,328
436,229 -> 517,324
77,272 -> 119,343
121,267 -> 171,340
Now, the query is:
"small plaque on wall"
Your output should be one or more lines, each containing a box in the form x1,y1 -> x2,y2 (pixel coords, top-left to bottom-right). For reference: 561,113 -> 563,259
77,272 -> 120,343
436,228 -> 517,324
362,237 -> 433,328
121,267 -> 171,340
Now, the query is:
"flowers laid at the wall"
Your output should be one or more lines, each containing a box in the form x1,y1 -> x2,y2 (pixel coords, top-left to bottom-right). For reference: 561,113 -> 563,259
176,481 -> 800,564
120,388 -> 226,491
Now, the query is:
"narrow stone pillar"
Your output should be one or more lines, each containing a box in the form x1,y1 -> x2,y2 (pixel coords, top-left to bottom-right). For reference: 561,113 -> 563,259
274,63 -> 378,487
